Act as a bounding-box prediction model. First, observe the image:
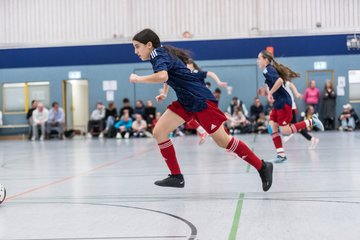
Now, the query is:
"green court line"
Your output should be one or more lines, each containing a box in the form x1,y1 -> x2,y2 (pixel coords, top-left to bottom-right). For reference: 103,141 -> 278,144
252,133 -> 257,142
246,163 -> 251,173
228,193 -> 245,240
228,133 -> 257,239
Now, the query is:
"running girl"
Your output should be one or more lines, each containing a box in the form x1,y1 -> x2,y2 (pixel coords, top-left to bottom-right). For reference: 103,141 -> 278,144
129,29 -> 273,191
257,50 -> 324,163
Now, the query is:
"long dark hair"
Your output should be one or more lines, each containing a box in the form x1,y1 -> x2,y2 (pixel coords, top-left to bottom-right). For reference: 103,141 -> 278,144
133,28 -> 192,63
260,50 -> 300,81
186,58 -> 202,71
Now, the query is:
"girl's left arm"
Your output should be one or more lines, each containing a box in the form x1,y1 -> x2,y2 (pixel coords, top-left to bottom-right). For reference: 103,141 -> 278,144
289,82 -> 302,99
207,71 -> 227,88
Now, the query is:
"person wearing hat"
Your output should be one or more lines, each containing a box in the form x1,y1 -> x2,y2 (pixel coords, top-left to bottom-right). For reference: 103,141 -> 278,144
339,103 -> 359,131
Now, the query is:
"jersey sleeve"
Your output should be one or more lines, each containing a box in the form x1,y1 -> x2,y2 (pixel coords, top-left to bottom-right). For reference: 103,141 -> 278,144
151,49 -> 171,73
198,71 -> 208,80
267,66 -> 280,83
193,71 -> 208,80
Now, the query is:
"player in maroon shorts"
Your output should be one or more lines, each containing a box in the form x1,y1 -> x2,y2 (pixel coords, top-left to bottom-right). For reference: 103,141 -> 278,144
257,50 -> 324,163
129,29 -> 273,191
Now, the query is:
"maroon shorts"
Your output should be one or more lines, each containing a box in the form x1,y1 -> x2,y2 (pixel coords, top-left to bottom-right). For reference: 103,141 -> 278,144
270,104 -> 293,126
168,100 -> 227,134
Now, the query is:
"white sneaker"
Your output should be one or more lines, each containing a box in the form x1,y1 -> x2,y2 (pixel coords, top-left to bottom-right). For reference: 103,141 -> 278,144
309,137 -> 319,150
87,133 -> 92,138
116,132 -> 121,139
311,114 -> 324,131
283,134 -> 293,143
99,132 -> 104,138
40,136 -> 44,141
31,137 -> 35,141
124,132 -> 130,139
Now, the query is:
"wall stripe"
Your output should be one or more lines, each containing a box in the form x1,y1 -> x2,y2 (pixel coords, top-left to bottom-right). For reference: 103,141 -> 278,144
0,34 -> 359,69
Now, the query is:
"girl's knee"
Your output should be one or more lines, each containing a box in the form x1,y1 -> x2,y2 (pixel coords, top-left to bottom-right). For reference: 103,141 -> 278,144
280,128 -> 292,135
153,126 -> 168,140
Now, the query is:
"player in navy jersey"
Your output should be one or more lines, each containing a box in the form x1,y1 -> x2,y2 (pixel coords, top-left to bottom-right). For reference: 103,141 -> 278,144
129,28 -> 273,191
257,50 -> 324,163
185,58 -> 228,144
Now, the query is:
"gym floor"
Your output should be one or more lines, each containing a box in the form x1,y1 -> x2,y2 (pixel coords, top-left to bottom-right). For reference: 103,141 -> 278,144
0,132 -> 359,240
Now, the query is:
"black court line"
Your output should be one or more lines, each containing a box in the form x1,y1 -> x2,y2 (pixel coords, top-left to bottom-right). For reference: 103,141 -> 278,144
4,201 -> 198,240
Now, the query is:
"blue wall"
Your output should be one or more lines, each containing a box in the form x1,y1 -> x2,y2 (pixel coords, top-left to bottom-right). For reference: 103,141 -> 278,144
1,33 -> 360,127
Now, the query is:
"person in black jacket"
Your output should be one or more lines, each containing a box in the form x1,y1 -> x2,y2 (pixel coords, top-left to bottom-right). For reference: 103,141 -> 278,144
119,98 -> 134,118
322,80 -> 336,130
26,100 -> 38,140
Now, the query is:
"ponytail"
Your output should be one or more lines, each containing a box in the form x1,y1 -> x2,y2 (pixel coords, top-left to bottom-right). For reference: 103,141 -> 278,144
163,45 -> 192,64
260,50 -> 300,81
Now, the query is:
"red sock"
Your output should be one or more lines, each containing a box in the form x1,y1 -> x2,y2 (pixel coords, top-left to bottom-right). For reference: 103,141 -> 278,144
271,132 -> 285,156
226,137 -> 263,170
290,119 -> 312,133
158,139 -> 181,175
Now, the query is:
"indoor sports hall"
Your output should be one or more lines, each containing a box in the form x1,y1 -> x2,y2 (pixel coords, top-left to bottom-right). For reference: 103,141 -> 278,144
1,1 -> 360,240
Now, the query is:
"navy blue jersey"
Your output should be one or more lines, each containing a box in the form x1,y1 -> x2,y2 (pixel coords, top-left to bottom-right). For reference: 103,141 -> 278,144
150,47 -> 216,112
263,64 -> 292,110
192,69 -> 208,82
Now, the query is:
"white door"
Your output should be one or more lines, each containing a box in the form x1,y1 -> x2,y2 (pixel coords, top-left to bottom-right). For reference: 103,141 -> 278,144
64,80 -> 89,133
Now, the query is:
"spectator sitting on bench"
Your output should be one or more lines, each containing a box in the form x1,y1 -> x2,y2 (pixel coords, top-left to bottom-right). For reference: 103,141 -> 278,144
132,114 -> 147,138
32,102 -> 49,141
104,101 -> 118,136
87,101 -> 105,138
115,112 -> 133,139
46,101 -> 65,139
339,103 -> 359,131
119,98 -> 134,119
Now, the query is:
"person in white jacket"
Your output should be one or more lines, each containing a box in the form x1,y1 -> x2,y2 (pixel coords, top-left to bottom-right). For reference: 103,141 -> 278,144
87,102 -> 105,138
32,102 -> 49,141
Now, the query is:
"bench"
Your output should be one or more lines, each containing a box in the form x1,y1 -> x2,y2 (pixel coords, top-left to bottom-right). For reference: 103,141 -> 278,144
0,124 -> 30,140
0,124 -> 29,129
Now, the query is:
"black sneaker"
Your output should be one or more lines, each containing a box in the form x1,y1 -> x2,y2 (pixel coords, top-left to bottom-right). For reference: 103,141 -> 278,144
258,160 -> 273,192
154,174 -> 185,188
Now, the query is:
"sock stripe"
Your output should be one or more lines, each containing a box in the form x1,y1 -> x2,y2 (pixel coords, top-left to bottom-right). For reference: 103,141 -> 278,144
229,138 -> 239,152
271,132 -> 280,139
276,148 -> 285,153
290,124 -> 297,133
158,140 -> 173,149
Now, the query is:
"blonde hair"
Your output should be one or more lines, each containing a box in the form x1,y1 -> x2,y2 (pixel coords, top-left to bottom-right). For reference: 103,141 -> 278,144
260,50 -> 300,81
